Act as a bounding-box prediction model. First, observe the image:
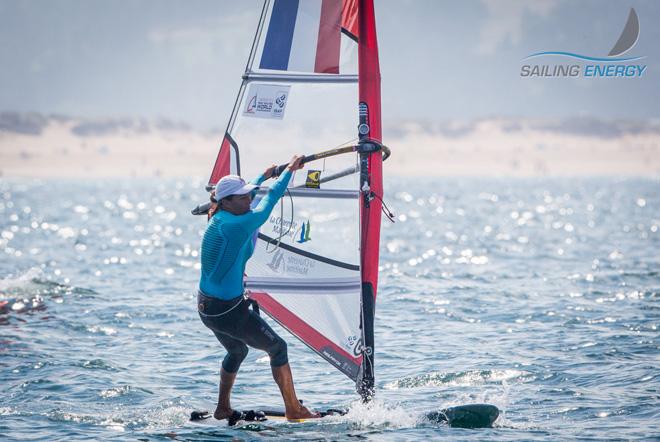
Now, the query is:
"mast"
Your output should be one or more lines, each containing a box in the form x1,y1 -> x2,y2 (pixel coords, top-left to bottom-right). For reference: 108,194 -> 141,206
356,0 -> 382,401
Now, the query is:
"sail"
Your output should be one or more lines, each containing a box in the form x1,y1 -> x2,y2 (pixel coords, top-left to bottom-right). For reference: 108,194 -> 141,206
207,0 -> 383,395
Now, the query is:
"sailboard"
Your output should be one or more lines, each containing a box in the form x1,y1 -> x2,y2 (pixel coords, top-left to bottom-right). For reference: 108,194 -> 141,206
189,403 -> 499,428
193,0 -> 499,429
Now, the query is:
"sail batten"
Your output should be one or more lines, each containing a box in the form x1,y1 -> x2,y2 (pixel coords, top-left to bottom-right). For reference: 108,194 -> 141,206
244,72 -> 358,83
255,188 -> 359,199
247,277 -> 361,292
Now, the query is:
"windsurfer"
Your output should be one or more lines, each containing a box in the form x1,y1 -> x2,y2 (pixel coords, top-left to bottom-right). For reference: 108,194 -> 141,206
198,154 -> 319,422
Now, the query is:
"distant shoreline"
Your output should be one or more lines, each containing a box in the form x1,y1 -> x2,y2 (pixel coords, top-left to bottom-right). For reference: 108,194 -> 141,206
2,112 -> 659,178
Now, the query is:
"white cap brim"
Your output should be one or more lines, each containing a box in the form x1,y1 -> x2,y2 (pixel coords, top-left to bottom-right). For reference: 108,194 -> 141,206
232,183 -> 259,195
214,183 -> 259,201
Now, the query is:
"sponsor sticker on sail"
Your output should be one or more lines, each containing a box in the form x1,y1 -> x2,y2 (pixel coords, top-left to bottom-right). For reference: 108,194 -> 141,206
243,84 -> 291,119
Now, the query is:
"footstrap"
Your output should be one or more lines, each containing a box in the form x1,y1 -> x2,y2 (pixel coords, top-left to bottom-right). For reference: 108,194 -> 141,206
228,409 -> 267,425
227,410 -> 245,426
189,409 -> 267,425
190,410 -> 211,421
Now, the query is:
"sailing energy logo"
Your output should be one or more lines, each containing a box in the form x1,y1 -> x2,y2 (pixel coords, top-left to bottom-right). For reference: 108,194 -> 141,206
521,8 -> 646,78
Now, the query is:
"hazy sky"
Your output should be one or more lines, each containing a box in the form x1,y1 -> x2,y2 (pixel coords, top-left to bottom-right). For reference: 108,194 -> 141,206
1,0 -> 659,130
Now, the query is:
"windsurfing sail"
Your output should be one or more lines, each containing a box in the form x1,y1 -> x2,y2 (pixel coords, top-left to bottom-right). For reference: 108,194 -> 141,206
207,0 -> 384,400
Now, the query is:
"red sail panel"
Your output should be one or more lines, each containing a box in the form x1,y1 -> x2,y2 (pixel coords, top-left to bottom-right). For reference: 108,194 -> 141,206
315,0 -> 342,74
208,133 -> 232,187
341,0 -> 359,39
250,291 -> 362,380
358,0 -> 383,299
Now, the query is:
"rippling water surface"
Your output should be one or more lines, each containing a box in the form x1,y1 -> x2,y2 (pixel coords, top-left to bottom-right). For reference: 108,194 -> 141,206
1,177 -> 658,441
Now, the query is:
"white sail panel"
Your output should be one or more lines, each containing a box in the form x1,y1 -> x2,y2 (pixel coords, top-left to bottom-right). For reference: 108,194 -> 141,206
245,184 -> 363,377
254,289 -> 362,353
229,81 -> 359,182
287,0 -> 323,72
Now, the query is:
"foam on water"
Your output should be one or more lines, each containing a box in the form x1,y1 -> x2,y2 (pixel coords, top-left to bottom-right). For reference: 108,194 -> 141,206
385,369 -> 533,389
341,398 -> 420,429
0,267 -> 43,292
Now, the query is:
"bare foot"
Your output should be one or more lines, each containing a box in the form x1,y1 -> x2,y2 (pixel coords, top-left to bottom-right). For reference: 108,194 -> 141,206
214,407 -> 234,420
286,405 -> 321,421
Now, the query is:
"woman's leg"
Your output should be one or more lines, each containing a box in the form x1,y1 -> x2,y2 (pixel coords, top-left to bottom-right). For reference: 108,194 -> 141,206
211,331 -> 249,420
239,311 -> 318,419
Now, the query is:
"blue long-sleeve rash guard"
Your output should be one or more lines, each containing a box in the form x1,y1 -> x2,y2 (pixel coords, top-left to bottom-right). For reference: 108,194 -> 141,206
199,170 -> 292,300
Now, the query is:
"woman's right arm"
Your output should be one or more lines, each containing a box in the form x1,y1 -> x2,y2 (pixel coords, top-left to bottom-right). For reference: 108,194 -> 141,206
243,155 -> 305,229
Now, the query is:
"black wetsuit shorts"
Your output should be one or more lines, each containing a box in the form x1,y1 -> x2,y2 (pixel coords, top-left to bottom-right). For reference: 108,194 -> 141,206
197,291 -> 288,373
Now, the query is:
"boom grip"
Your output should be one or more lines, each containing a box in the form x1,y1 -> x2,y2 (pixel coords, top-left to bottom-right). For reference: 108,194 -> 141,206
271,146 -> 357,177
273,164 -> 288,177
272,155 -> 313,177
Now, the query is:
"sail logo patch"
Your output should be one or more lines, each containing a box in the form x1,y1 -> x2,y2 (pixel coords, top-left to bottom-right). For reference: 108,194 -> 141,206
347,335 -> 362,356
266,249 -> 316,275
267,250 -> 286,273
269,215 -> 298,239
296,220 -> 311,243
305,170 -> 321,188
243,84 -> 290,119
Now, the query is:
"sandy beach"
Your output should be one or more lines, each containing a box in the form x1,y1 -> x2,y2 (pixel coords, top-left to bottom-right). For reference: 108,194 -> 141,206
1,113 -> 658,178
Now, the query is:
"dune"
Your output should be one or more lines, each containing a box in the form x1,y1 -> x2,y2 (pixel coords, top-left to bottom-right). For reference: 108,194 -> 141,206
1,113 -> 658,178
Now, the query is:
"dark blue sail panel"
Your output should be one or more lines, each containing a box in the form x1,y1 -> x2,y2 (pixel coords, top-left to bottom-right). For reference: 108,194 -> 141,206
259,0 -> 299,71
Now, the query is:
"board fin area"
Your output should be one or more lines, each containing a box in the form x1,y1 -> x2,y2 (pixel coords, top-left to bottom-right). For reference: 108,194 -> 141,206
426,403 -> 499,428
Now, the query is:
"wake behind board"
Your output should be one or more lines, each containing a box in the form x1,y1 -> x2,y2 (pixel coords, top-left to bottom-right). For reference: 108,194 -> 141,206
191,403 -> 499,428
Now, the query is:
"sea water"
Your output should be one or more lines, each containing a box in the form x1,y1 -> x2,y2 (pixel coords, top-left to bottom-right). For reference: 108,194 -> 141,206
0,177 -> 657,441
